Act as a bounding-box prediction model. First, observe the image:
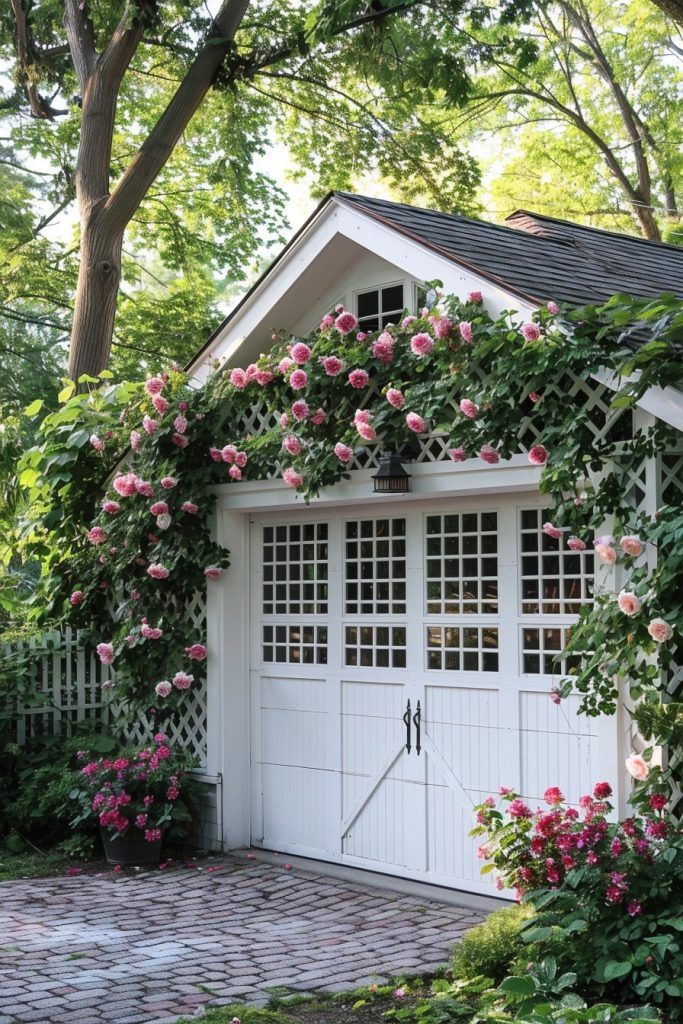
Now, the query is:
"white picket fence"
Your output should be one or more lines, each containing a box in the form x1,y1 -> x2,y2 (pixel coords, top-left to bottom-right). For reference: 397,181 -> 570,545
1,627 -> 112,744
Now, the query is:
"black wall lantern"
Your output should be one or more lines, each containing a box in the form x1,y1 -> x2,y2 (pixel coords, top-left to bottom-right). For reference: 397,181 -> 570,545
372,451 -> 411,494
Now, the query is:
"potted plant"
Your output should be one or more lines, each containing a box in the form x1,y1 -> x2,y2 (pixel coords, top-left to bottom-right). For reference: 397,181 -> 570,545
72,733 -> 197,866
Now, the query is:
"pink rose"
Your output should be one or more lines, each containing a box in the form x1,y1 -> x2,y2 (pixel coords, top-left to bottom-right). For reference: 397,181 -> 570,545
278,357 -> 294,375
255,370 -> 274,386
386,388 -> 405,409
221,444 -> 237,464
459,398 -> 478,419
542,522 -> 563,539
448,447 -> 466,462
547,301 -> 559,314
208,447 -> 222,462
185,643 -> 207,660
149,501 -> 169,516
617,590 -> 641,616
319,313 -> 335,330
410,332 -> 434,356
320,355 -> 344,376
567,537 -> 586,551
521,323 -> 541,341
647,618 -> 673,643
406,411 -> 426,434
145,377 -> 165,395
96,642 -> 114,665
230,368 -> 248,389
620,535 -> 643,557
595,543 -> 617,565
102,500 -> 120,515
88,526 -> 107,545
282,435 -> 302,456
283,467 -> 303,488
335,311 -> 358,334
141,624 -> 163,639
625,754 -> 649,780
89,434 -> 105,451
173,414 -> 187,434
290,368 -> 308,390
228,465 -> 242,480
147,564 -> 170,580
70,590 -> 84,606
181,501 -> 199,515
529,391 -> 540,403
528,444 -> 548,466
130,431 -> 142,451
479,445 -> 500,465
459,321 -> 473,343
348,369 -> 369,389
543,786 -> 564,806
135,479 -> 153,497
401,315 -> 417,328
291,400 -> 310,422
334,442 -> 354,463
467,291 -> 483,303
356,422 -> 377,442
142,415 -> 157,435
310,408 -> 326,425
204,566 -> 222,579
172,671 -> 194,691
152,394 -> 169,414
171,433 -> 188,448
372,334 -> 394,364
290,342 -> 312,364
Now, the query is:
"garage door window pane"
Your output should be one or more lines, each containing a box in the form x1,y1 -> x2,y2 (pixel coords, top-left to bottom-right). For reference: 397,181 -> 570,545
345,518 -> 407,614
425,512 -> 498,614
263,523 -> 328,614
519,509 -> 594,614
425,626 -> 499,672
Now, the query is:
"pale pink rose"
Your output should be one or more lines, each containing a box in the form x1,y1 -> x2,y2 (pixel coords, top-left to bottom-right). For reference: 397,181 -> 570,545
335,311 -> 358,334
291,400 -> 310,422
356,422 -> 377,442
145,377 -> 165,395
550,688 -> 562,705
467,291 -> 483,303
142,415 -> 157,435
595,543 -> 617,565
102,500 -> 120,515
594,534 -> 615,547
542,522 -> 564,539
479,444 -> 500,465
311,408 -> 326,425
521,323 -> 541,341
171,432 -> 188,448
372,334 -> 394,363
334,442 -> 354,463
204,566 -> 222,579
283,467 -> 303,488
185,644 -> 207,660
255,369 -> 274,386
161,476 -> 177,489
320,355 -> 344,376
135,479 -> 153,497
617,590 -> 641,616
290,342 -> 312,364
172,671 -> 194,691
141,624 -> 163,639
448,447 -> 466,462
386,388 -> 405,409
113,473 -> 139,497
401,315 -> 417,328
567,537 -> 586,551
528,444 -> 548,466
88,526 -> 107,545
222,444 -> 237,464
228,466 -> 242,480
235,451 -> 247,468
278,413 -> 289,428
152,394 -> 169,414
150,501 -> 169,516
182,501 -> 199,514
290,368 -> 308,390
429,315 -> 453,339
394,988 -> 406,1000
173,414 -> 187,434
96,642 -> 114,665
147,564 -> 170,580
89,434 -> 105,451
410,332 -> 434,356
278,357 -> 294,375
459,398 -> 478,419
356,331 -> 367,342
348,369 -> 369,389
245,363 -> 258,382
547,301 -> 559,315
620,535 -> 643,557
354,409 -> 372,425
208,447 -> 222,462
70,590 -> 84,606
230,368 -> 248,389
459,321 -> 473,343
647,618 -> 673,643
156,513 -> 171,531
319,313 -> 334,330
130,430 -> 142,451
282,435 -> 302,456
625,754 -> 649,781
406,412 -> 426,434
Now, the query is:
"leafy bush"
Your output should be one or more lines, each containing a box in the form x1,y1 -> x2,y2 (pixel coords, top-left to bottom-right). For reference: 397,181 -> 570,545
472,785 -> 683,1008
452,905 -> 533,983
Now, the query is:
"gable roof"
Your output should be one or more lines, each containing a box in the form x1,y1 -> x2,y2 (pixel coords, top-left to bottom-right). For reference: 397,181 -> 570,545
335,192 -> 683,309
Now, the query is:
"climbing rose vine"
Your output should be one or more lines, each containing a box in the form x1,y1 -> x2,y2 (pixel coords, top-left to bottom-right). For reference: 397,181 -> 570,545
17,289 -> 682,807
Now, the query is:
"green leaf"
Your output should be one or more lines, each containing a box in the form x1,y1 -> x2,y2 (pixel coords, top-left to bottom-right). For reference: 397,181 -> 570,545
596,959 -> 632,982
521,926 -> 555,942
498,975 -> 536,995
58,382 -> 76,403
24,399 -> 45,417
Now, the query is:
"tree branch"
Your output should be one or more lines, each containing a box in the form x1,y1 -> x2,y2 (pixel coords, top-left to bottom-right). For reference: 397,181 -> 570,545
9,0 -> 67,118
63,0 -> 98,90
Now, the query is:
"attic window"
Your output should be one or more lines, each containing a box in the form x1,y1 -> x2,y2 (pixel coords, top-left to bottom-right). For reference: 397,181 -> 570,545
356,284 -> 404,332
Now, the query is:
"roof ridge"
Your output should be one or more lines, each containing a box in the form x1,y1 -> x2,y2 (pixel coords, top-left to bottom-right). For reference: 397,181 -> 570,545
506,208 -> 683,252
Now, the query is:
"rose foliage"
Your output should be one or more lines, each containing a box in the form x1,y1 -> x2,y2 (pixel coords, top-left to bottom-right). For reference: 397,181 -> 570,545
13,289 -> 682,802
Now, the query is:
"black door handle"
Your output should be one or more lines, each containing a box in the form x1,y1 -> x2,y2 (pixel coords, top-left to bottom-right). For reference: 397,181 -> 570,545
413,700 -> 421,755
402,699 -> 411,753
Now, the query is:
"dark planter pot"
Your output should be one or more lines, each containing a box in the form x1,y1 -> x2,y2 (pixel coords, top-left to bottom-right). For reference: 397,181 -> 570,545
100,828 -> 164,867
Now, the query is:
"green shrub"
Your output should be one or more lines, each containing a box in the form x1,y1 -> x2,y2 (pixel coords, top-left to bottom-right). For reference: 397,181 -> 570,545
452,905 -> 533,983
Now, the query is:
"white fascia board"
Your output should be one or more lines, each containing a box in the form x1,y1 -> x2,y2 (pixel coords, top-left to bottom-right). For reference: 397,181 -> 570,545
210,455 -> 542,513
189,199 -> 537,383
593,368 -> 683,433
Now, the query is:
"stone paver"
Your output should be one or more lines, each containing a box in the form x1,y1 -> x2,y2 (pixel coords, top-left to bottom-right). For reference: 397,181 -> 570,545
0,857 -> 484,1024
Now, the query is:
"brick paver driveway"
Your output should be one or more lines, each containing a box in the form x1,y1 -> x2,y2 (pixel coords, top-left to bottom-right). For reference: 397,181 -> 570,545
0,856 -> 486,1024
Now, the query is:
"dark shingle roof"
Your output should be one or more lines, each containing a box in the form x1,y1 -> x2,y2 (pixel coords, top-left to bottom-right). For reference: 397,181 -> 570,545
335,192 -> 683,308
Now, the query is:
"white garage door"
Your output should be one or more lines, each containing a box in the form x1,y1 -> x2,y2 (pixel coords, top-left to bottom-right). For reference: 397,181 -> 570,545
249,495 -> 608,894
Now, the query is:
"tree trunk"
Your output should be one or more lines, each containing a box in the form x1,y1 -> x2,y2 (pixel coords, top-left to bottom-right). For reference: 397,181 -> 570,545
632,202 -> 662,242
67,211 -> 123,381
649,0 -> 683,23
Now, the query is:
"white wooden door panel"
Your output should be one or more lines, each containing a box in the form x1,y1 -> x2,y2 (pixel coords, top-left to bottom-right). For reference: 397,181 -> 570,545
248,497 -> 614,894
